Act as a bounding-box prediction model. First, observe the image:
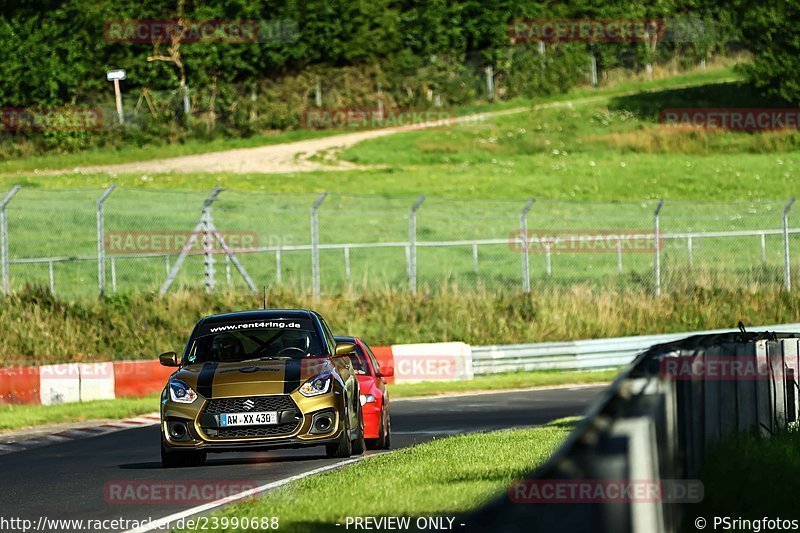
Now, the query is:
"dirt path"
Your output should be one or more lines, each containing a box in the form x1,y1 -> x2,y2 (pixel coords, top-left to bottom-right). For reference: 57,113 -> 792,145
52,108 -> 529,175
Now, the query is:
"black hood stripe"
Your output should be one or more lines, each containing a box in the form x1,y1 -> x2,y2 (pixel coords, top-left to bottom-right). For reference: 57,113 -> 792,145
197,361 -> 218,398
283,360 -> 301,394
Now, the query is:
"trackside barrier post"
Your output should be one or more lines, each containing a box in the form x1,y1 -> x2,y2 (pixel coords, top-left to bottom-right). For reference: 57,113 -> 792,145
311,192 -> 328,299
96,185 -> 116,297
520,198 -> 535,293
408,195 -> 425,294
783,197 -> 795,291
653,199 -> 664,296
0,185 -> 21,296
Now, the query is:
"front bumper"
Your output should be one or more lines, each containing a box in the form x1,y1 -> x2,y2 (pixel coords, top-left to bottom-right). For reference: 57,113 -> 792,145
161,389 -> 346,452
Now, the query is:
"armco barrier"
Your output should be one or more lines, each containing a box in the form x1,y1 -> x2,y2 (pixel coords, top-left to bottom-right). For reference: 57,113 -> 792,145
466,330 -> 800,533
472,323 -> 800,374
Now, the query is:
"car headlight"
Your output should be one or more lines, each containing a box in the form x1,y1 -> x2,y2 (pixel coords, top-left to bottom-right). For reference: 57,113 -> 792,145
299,374 -> 332,397
360,394 -> 376,405
169,380 -> 198,404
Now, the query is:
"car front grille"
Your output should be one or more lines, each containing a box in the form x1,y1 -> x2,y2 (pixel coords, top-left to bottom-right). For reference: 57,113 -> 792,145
214,423 -> 301,439
203,395 -> 296,415
200,395 -> 301,440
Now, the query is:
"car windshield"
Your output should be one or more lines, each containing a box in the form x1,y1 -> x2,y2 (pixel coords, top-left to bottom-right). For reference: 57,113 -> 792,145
183,327 -> 324,365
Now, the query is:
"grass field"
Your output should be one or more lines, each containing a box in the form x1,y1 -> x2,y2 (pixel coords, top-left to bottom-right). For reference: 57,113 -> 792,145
693,430 -> 800,523
2,285 -> 799,365
174,417 -> 578,533
0,393 -> 160,432
1,66 -> 798,296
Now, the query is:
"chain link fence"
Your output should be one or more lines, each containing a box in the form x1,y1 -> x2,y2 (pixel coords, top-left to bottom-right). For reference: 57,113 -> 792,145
1,187 -> 798,298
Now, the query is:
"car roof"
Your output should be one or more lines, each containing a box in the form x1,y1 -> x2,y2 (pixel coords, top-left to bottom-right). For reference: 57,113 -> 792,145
200,309 -> 317,324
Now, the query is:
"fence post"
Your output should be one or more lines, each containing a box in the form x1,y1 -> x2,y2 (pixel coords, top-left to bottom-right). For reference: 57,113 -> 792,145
275,248 -> 282,285
202,196 -> 217,293
96,185 -> 116,297
48,260 -> 55,295
520,198 -> 536,293
783,197 -> 795,291
1,185 -> 22,296
344,247 -> 351,283
311,192 -> 328,299
653,199 -> 664,296
408,195 -> 426,294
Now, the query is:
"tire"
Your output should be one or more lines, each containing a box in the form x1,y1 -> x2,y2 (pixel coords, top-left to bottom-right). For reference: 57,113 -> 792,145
161,440 -> 207,468
381,412 -> 391,450
326,417 -> 352,458
351,404 -> 366,455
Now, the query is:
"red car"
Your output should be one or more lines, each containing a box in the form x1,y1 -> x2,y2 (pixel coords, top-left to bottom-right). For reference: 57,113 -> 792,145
335,336 -> 392,449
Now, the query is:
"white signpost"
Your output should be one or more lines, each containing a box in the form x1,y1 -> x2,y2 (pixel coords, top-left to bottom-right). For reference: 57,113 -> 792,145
106,69 -> 126,125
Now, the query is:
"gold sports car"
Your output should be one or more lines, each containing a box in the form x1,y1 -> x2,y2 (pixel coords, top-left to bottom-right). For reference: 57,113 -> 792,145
158,309 -> 365,467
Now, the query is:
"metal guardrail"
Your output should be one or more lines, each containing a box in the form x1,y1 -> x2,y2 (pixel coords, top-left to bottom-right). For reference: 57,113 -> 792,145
466,329 -> 800,533
471,323 -> 800,373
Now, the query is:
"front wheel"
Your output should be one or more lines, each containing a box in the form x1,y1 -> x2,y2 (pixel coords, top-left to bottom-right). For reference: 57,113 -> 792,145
325,418 -> 352,459
351,404 -> 366,455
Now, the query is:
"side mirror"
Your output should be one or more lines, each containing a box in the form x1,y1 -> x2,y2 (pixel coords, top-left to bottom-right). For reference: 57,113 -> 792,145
378,366 -> 394,378
159,351 -> 179,367
334,342 -> 356,356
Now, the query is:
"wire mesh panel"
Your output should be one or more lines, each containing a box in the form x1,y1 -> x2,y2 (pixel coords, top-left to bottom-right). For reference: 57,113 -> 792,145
660,200 -> 788,292
527,200 -> 658,291
212,190 -> 319,292
5,188 -> 99,297
416,197 -> 521,292
104,188 -> 211,294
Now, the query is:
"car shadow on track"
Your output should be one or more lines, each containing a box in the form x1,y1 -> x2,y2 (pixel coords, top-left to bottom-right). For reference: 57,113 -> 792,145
116,449 -> 334,470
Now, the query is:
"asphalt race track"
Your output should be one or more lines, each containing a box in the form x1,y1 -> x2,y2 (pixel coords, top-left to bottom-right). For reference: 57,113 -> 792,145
0,386 -> 604,532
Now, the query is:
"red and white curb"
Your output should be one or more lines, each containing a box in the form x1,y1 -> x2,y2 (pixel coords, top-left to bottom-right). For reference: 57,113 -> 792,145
0,412 -> 160,456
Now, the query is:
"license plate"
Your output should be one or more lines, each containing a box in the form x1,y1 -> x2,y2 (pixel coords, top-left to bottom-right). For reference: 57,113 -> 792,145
220,411 -> 278,427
